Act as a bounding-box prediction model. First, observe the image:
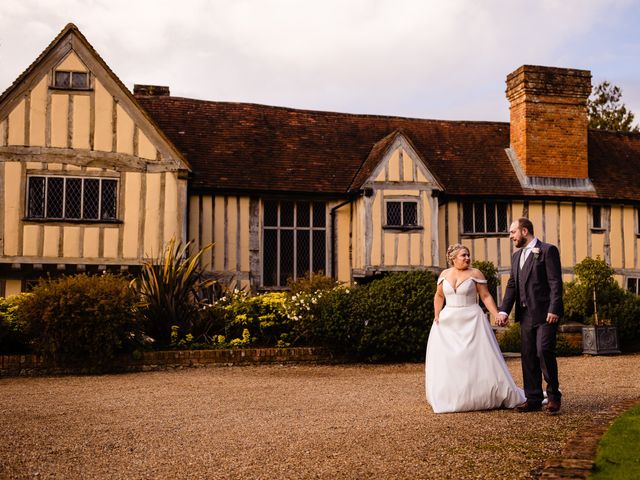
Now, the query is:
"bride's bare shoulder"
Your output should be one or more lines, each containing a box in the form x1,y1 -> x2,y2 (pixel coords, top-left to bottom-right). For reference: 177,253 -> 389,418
470,268 -> 487,280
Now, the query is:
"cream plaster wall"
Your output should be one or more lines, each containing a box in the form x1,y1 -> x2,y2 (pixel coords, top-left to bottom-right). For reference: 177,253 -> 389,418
29,77 -> 47,147
8,98 -> 25,145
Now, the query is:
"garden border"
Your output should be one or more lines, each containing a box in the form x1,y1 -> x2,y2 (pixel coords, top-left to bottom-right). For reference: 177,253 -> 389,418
0,347 -> 332,376
540,397 -> 640,479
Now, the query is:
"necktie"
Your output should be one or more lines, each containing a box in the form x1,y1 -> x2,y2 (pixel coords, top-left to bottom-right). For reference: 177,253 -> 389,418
519,247 -> 529,269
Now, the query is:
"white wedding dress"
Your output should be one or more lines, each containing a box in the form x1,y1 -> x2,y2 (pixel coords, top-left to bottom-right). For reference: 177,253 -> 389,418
425,276 -> 525,413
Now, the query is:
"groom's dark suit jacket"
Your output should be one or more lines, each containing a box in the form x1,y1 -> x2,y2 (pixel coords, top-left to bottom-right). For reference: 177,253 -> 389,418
500,240 -> 563,324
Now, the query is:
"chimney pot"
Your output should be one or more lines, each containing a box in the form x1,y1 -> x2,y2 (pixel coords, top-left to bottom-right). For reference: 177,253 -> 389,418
133,84 -> 170,96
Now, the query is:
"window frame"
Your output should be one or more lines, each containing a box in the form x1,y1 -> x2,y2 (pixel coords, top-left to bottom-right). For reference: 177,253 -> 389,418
261,200 -> 328,288
461,201 -> 508,235
52,70 -> 91,90
25,174 -> 119,223
383,197 -> 422,231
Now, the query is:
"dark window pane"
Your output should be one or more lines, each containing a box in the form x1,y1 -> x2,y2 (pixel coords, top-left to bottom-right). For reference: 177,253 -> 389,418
83,179 -> 100,219
264,200 -> 278,226
313,202 -> 326,227
28,177 -> 45,218
593,205 -> 602,228
497,203 -> 508,232
462,202 -> 474,233
263,230 -> 278,287
403,202 -> 417,226
474,203 -> 485,233
71,72 -> 88,89
296,230 -> 310,279
280,201 -> 294,227
65,178 -> 82,219
46,178 -> 64,218
486,202 -> 496,232
280,230 -> 294,286
387,201 -> 401,225
312,230 -> 326,274
54,71 -> 70,88
296,201 -> 310,227
101,180 -> 117,220
628,278 -> 638,294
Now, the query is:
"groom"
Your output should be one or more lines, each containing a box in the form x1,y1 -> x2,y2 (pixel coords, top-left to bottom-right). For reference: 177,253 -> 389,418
497,218 -> 563,415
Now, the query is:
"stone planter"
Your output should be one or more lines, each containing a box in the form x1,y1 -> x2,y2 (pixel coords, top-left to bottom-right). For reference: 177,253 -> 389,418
582,325 -> 621,355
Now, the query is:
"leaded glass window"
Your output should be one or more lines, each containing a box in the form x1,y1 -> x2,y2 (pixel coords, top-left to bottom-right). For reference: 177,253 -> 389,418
462,202 -> 508,234
262,200 -> 327,287
385,200 -> 419,227
26,176 -> 118,221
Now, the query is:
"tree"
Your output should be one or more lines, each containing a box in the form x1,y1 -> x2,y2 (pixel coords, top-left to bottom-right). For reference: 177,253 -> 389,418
587,81 -> 639,132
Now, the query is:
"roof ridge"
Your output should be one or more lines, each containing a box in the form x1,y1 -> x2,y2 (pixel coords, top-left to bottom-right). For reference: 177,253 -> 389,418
138,95 -> 510,126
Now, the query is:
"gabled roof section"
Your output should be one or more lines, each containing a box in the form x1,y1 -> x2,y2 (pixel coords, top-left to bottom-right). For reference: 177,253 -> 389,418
0,23 -> 189,172
349,129 -> 443,191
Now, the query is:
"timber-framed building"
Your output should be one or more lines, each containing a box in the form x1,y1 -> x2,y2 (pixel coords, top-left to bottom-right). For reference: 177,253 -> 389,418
2,24 -> 640,304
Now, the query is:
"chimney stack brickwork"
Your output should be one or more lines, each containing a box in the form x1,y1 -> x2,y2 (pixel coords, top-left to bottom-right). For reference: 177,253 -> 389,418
506,65 -> 592,179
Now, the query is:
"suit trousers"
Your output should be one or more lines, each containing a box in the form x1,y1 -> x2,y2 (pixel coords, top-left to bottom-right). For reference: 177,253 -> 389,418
519,310 -> 561,404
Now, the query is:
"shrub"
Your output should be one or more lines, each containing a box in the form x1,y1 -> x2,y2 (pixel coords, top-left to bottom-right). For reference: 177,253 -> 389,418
497,323 -> 521,353
216,290 -> 290,347
352,270 -> 437,362
564,256 -> 640,350
17,274 -> 138,371
289,285 -> 358,353
556,334 -> 582,356
472,260 -> 499,312
608,291 -> 640,351
0,294 -> 32,354
564,256 -> 625,324
287,273 -> 341,295
133,238 -> 215,347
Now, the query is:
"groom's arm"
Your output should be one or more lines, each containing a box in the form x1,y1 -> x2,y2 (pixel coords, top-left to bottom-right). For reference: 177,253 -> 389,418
545,244 -> 563,317
499,263 -> 516,316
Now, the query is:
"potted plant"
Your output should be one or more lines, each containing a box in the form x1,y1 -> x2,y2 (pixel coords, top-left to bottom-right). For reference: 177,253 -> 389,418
564,257 -> 622,355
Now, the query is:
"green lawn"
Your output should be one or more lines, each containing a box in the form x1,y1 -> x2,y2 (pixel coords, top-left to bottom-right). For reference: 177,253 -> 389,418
591,402 -> 640,479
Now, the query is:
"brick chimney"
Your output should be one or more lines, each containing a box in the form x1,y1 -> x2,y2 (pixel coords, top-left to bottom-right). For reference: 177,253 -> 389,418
133,84 -> 170,96
506,65 -> 592,179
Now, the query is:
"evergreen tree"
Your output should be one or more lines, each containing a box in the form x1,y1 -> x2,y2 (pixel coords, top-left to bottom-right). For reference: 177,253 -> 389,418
588,81 -> 639,132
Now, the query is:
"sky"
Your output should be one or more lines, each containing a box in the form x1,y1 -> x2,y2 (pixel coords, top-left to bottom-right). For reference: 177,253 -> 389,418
1,0 -> 639,123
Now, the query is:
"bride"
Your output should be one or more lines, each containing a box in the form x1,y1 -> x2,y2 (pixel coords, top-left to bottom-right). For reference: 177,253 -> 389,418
426,244 -> 525,413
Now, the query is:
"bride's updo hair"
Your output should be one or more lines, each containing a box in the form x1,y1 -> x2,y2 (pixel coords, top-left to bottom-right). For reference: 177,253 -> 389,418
446,243 -> 469,266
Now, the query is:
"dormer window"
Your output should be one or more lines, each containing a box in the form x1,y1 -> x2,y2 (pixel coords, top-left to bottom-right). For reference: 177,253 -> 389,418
54,71 -> 89,89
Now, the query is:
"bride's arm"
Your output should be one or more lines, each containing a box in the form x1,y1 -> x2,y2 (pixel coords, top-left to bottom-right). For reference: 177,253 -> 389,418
433,281 -> 445,324
475,274 -> 500,322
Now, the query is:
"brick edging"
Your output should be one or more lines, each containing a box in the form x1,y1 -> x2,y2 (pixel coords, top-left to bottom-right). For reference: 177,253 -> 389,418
0,347 -> 333,376
540,397 -> 640,479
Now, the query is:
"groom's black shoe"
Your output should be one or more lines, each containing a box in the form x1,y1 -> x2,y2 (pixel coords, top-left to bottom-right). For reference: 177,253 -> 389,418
546,400 -> 561,416
515,401 -> 542,413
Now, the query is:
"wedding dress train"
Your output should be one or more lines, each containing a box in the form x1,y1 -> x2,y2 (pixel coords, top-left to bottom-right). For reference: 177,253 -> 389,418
425,277 -> 525,413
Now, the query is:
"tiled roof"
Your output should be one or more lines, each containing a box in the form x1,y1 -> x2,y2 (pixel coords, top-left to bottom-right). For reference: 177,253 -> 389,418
136,95 -> 640,201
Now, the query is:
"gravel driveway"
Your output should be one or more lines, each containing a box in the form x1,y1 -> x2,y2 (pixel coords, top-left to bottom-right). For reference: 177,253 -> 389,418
1,354 -> 639,479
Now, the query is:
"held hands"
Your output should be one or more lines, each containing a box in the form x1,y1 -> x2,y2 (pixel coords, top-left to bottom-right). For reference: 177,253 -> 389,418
496,313 -> 509,327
